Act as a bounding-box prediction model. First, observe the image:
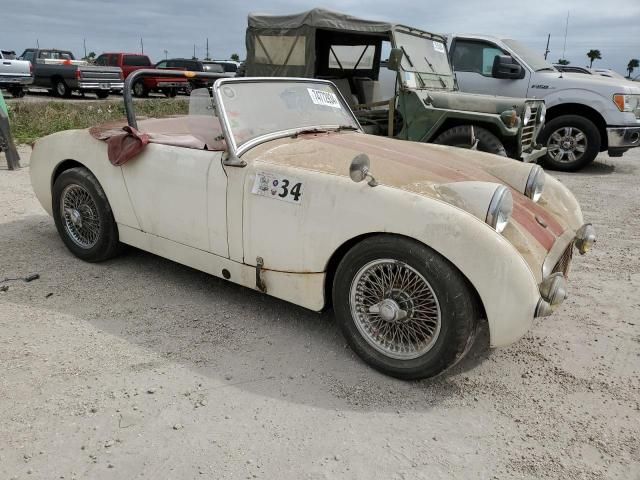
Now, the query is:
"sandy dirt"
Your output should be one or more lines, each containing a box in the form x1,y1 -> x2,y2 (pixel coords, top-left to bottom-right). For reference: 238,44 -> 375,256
1,146 -> 639,480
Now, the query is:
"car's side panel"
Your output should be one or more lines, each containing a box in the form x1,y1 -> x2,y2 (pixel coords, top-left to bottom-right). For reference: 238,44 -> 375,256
29,130 -> 139,229
118,224 -> 325,310
241,162 -> 540,347
121,144 -> 226,255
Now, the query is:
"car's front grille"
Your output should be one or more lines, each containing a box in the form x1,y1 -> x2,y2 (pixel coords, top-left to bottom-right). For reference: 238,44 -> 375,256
521,103 -> 539,151
552,243 -> 574,277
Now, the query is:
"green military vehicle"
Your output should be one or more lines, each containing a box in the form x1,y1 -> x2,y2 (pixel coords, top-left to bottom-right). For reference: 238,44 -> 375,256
245,9 -> 546,161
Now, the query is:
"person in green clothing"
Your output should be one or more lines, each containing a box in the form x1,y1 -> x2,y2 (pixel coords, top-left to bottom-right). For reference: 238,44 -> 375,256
0,89 -> 8,115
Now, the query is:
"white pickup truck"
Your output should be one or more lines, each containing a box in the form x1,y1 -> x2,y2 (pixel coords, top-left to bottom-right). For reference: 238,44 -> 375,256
0,49 -> 33,98
448,35 -> 640,171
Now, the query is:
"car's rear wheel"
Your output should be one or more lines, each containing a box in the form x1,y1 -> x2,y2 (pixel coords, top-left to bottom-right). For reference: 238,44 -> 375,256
52,167 -> 121,262
333,236 -> 477,379
54,79 -> 72,98
133,80 -> 148,98
538,115 -> 600,171
433,125 -> 507,157
95,91 -> 109,99
163,88 -> 177,98
9,87 -> 25,98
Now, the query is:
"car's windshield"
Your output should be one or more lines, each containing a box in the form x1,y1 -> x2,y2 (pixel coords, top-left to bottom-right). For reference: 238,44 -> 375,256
502,39 -> 556,72
393,29 -> 454,89
216,80 -> 360,149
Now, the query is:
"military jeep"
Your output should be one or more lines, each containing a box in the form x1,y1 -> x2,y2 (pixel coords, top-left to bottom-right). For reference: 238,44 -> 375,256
245,8 -> 546,161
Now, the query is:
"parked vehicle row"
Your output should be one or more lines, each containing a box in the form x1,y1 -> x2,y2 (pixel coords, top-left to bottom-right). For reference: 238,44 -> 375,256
448,35 -> 640,170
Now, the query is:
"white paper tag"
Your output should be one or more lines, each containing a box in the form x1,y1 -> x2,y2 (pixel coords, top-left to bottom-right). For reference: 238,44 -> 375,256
404,72 -> 417,88
252,172 -> 304,205
433,41 -> 445,54
307,88 -> 342,109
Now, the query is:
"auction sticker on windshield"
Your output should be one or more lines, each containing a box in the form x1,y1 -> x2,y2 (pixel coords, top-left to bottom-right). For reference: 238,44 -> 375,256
307,88 -> 341,109
433,41 -> 445,53
252,172 -> 304,205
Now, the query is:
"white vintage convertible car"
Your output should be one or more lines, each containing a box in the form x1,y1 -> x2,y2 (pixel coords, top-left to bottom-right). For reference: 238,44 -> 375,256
30,74 -> 596,379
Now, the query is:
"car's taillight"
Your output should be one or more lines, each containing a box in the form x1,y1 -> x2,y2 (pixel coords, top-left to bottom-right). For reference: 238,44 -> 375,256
76,69 -> 82,80
29,62 -> 33,74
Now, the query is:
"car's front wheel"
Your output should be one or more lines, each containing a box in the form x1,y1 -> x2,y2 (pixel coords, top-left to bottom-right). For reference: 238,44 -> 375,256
538,115 -> 600,171
52,167 -> 121,262
333,236 -> 477,379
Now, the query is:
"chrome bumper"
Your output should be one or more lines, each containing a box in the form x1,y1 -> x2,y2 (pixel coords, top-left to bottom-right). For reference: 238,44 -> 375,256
78,82 -> 124,90
536,223 -> 596,318
607,126 -> 640,149
521,146 -> 547,163
0,76 -> 33,86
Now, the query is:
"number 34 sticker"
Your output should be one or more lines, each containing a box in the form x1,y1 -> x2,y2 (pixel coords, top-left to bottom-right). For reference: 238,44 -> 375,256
251,172 -> 304,205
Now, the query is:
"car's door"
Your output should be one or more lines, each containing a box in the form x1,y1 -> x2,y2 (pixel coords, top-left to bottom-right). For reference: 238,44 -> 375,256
451,38 -> 530,97
121,145 -> 229,257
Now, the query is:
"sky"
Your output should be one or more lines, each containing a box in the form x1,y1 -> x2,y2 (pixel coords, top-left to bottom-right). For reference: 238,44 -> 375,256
2,0 -> 639,76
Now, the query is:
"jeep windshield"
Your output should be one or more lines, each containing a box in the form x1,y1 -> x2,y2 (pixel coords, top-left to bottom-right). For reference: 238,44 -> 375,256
393,28 -> 454,90
502,39 -> 557,72
215,79 -> 360,150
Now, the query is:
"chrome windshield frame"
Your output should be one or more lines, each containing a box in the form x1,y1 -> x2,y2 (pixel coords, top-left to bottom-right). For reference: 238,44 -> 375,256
211,77 -> 363,163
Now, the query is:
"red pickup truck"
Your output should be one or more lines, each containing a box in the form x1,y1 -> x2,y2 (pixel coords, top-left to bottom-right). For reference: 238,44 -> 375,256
95,53 -> 187,97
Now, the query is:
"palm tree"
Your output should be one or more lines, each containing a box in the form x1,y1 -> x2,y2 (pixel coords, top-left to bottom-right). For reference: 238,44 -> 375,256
586,49 -> 602,68
627,59 -> 640,78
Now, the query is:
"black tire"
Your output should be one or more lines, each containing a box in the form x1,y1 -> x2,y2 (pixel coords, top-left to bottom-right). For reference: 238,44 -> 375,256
538,114 -> 600,171
433,125 -> 507,157
9,87 -> 25,98
163,88 -> 177,98
133,80 -> 148,98
184,82 -> 193,96
332,235 -> 476,380
54,79 -> 72,98
52,167 -> 121,262
95,91 -> 109,99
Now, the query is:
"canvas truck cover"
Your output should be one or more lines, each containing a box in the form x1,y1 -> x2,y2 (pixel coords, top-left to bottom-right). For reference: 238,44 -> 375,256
246,8 -> 395,77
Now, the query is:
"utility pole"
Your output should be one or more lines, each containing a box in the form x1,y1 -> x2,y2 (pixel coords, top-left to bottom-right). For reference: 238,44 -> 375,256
36,39 -> 39,48
206,38 -> 209,60
164,49 -> 168,60
193,44 -> 196,59
544,34 -> 550,60
83,38 -> 87,59
140,38 -> 144,54
562,11 -> 569,62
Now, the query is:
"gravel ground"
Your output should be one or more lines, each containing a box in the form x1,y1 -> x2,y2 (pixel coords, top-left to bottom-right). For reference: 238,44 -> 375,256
1,146 -> 639,480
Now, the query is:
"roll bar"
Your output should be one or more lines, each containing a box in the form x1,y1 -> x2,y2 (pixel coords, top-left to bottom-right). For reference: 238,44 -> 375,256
123,69 -> 227,129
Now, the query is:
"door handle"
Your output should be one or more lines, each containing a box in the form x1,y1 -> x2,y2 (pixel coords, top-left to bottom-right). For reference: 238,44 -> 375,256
2,62 -> 11,65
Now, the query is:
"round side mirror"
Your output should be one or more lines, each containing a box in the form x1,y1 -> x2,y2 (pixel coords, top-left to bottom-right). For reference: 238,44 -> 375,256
349,153 -> 371,183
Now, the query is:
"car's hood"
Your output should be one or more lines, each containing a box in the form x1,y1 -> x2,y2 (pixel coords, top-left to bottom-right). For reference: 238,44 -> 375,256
245,132 -> 579,276
536,70 -> 640,94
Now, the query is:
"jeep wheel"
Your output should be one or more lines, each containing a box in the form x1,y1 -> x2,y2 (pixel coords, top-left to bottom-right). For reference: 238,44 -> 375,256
433,125 -> 507,157
9,87 -> 26,98
539,115 -> 600,171
333,235 -> 477,380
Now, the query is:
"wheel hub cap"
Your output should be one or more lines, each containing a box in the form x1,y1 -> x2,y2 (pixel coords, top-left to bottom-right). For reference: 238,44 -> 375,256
547,126 -> 587,163
349,259 -> 442,360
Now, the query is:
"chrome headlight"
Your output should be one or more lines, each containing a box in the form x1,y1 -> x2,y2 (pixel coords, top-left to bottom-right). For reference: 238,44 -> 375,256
523,105 -> 532,126
538,103 -> 546,125
524,165 -> 545,202
486,185 -> 513,233
613,93 -> 640,112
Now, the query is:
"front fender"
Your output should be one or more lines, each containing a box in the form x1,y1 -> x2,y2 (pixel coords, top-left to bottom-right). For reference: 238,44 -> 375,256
243,166 -> 539,347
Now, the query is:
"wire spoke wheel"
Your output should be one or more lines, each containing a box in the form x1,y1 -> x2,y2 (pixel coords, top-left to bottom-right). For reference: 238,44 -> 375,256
349,259 -> 442,360
60,184 -> 101,249
546,126 -> 588,163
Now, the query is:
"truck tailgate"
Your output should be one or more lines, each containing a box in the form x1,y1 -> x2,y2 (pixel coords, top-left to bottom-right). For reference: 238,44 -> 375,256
78,66 -> 122,81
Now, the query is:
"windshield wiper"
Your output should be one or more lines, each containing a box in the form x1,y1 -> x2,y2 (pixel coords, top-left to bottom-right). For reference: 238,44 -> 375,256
536,67 -> 555,72
291,125 -> 358,138
399,46 -> 426,88
423,56 -> 447,88
335,125 -> 359,131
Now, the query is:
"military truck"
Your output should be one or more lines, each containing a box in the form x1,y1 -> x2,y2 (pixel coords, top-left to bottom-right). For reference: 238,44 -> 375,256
244,9 -> 546,161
